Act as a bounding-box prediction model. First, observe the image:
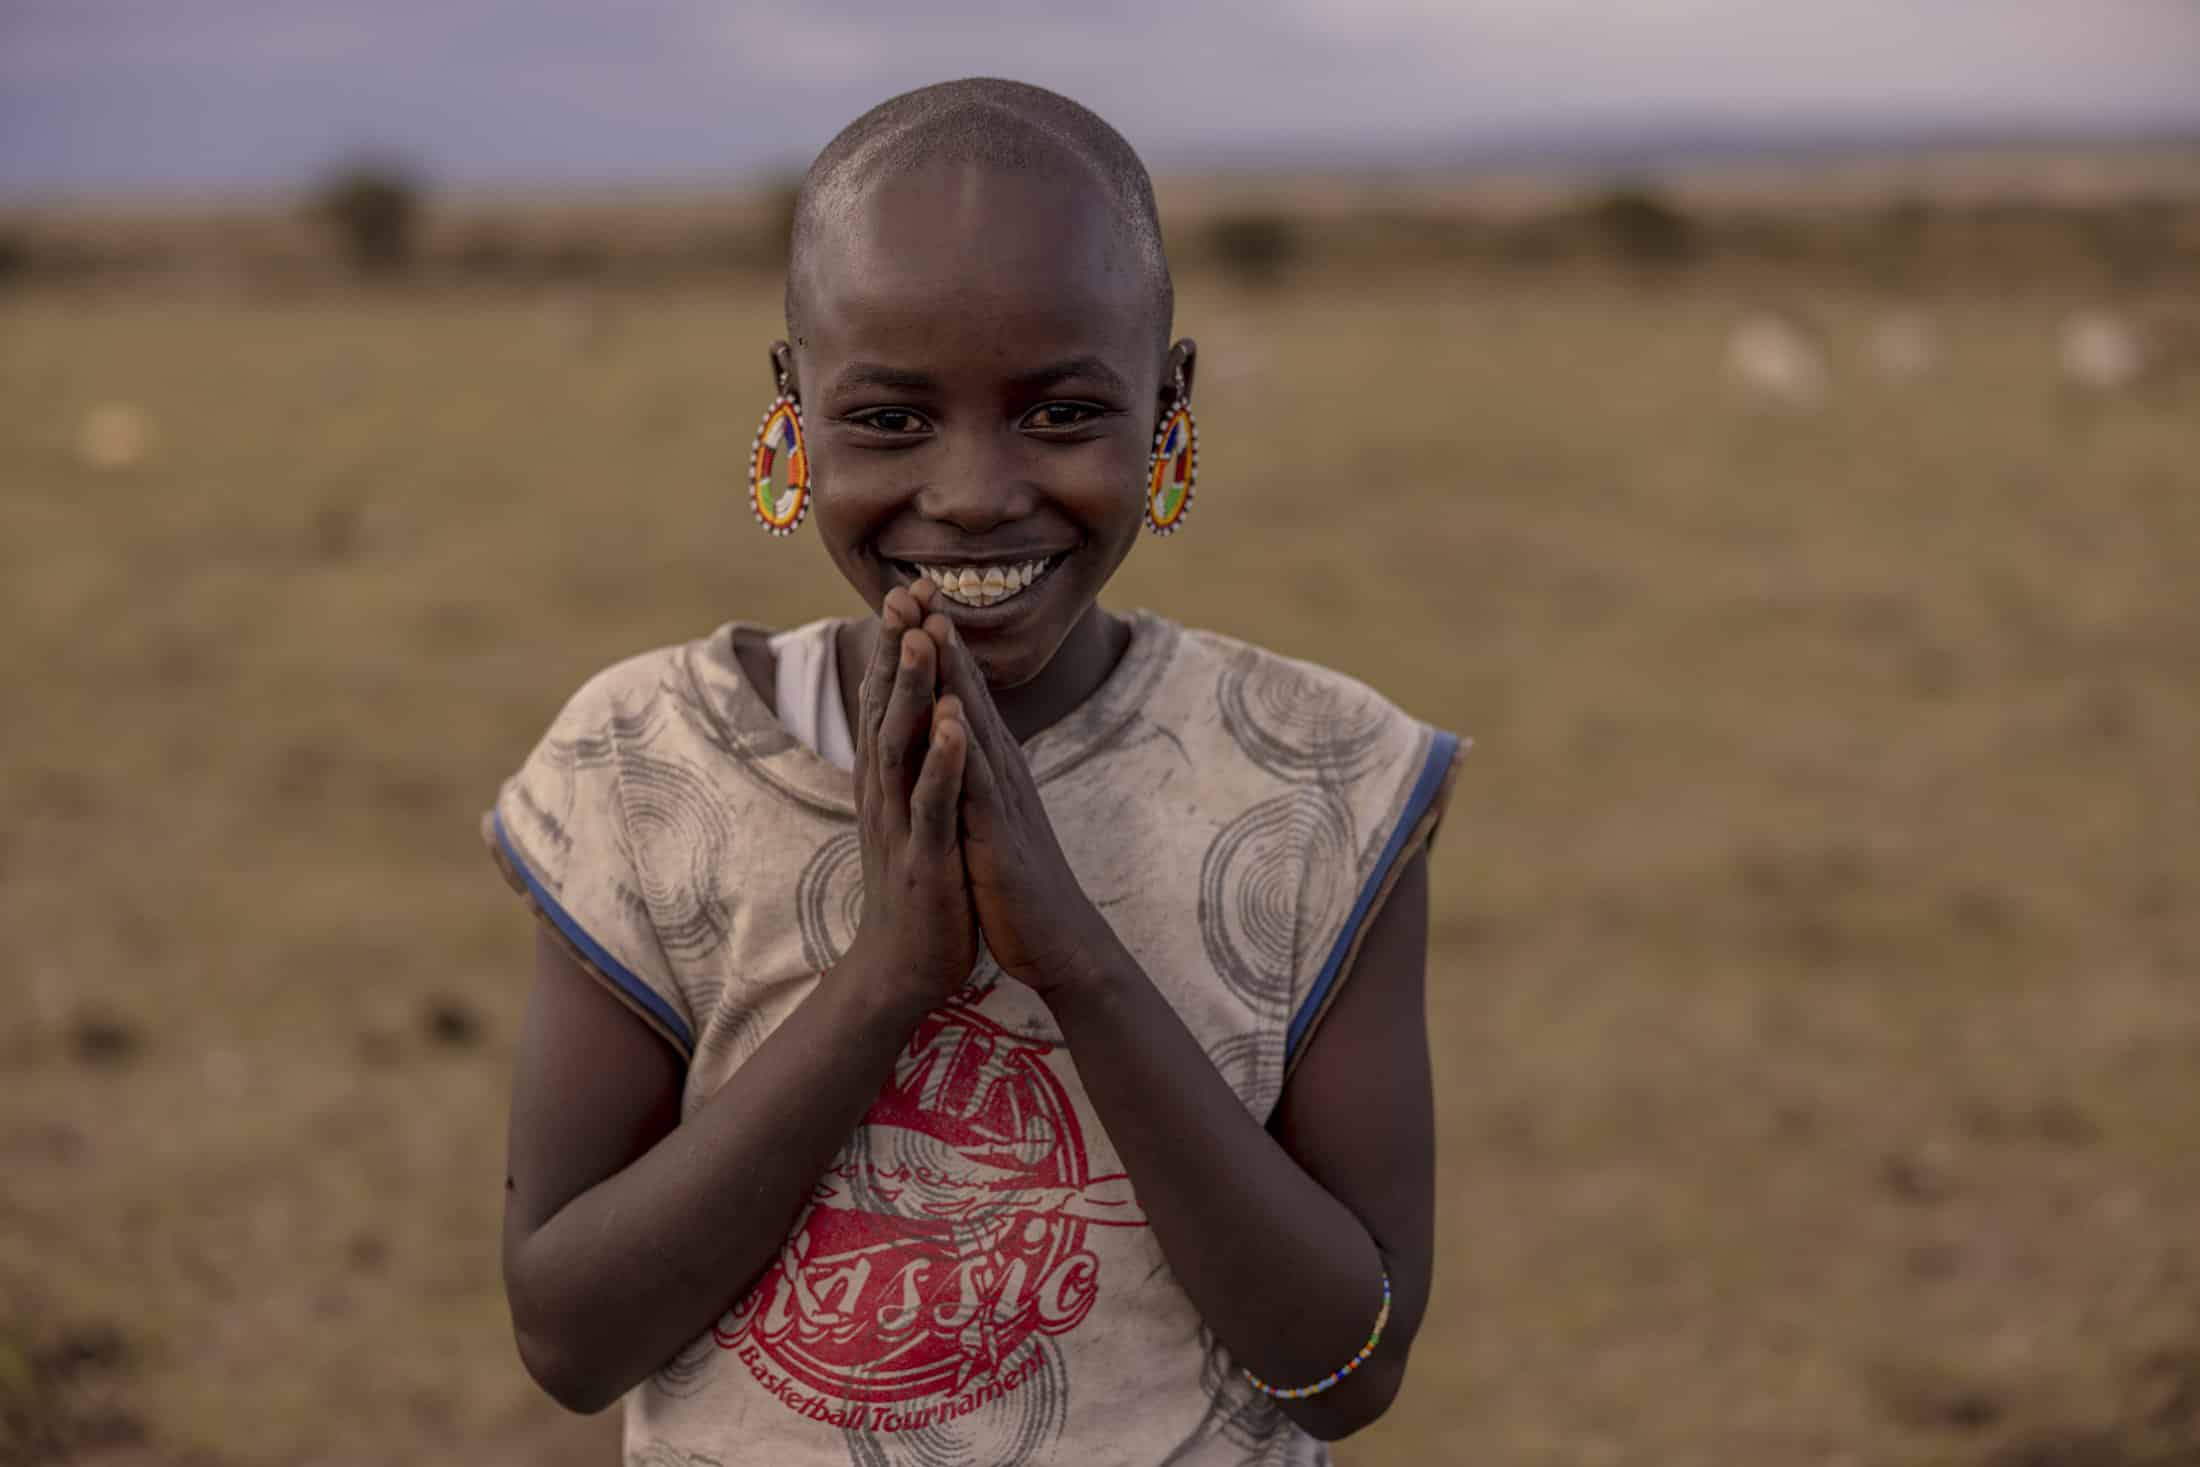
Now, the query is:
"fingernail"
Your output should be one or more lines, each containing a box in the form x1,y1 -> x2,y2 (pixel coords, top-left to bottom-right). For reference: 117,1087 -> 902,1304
900,638 -> 915,667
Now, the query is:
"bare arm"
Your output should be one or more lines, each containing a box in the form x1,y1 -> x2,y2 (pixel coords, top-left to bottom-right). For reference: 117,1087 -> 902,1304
1045,851 -> 1435,1441
503,929 -> 939,1412
501,596 -> 977,1412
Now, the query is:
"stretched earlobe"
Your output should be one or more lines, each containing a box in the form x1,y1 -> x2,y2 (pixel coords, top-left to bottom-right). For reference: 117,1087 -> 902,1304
1166,338 -> 1198,406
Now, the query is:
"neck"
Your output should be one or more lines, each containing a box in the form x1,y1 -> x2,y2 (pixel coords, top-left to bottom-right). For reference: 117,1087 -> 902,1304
989,604 -> 1131,743
835,603 -> 1130,747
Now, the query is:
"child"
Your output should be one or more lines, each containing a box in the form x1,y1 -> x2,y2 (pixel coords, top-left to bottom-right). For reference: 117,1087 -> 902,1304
486,78 -> 1466,1467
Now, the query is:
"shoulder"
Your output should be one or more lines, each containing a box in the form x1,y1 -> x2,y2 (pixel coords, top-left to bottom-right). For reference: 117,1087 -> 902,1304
530,619 -> 802,759
1175,623 -> 1410,712
1164,623 -> 1445,788
494,624 -> 758,858
489,633 -> 748,1058
539,637 -> 708,743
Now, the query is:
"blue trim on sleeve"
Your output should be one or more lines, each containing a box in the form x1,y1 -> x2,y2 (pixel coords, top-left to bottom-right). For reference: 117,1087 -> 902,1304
492,807 -> 694,1058
1285,729 -> 1459,1063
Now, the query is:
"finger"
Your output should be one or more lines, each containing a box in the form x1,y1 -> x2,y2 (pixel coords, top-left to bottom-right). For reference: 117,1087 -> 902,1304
951,695 -> 1005,823
876,628 -> 939,823
921,608 -> 955,653
858,598 -> 908,748
908,701 -> 966,851
922,607 -> 958,705
879,586 -> 926,726
856,601 -> 907,816
881,584 -> 922,637
929,612 -> 1013,756
909,576 -> 938,617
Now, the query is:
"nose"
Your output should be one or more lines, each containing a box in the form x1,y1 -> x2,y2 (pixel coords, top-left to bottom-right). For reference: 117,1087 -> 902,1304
914,428 -> 1038,535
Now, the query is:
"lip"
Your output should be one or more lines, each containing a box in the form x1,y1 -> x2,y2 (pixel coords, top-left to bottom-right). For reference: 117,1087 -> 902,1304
878,548 -> 1076,567
879,549 -> 1074,626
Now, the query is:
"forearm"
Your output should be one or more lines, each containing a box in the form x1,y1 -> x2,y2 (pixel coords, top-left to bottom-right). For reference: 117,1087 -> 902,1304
508,945 -> 927,1412
1045,934 -> 1406,1438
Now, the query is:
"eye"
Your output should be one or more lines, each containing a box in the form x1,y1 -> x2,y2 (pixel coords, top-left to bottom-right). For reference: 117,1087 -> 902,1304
848,407 -> 930,435
1020,401 -> 1107,432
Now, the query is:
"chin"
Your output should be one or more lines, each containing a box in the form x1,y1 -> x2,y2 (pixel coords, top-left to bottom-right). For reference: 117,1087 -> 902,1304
965,629 -> 1058,691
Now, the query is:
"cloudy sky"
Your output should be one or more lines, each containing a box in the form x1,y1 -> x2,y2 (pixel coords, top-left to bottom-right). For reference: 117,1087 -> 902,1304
5,0 -> 2198,193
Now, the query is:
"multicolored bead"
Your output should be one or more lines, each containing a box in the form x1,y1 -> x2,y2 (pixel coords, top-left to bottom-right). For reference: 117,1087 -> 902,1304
1240,1270 -> 1391,1400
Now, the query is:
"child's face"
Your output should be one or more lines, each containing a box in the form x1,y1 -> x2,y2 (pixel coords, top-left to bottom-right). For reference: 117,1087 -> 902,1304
781,158 -> 1188,691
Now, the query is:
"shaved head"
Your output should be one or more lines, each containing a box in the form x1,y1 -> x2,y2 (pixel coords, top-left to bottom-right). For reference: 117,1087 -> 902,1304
786,78 -> 1173,356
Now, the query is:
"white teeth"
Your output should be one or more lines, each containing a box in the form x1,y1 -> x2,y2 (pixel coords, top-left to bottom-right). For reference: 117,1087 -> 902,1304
919,555 -> 1055,607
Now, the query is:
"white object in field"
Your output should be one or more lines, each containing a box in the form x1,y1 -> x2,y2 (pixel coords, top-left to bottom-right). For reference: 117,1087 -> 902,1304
1725,311 -> 1828,406
1871,310 -> 1940,381
76,403 -> 156,470
2058,309 -> 2146,391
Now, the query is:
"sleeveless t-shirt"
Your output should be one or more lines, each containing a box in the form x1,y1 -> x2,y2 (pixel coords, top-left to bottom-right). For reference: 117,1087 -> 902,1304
484,611 -> 1467,1467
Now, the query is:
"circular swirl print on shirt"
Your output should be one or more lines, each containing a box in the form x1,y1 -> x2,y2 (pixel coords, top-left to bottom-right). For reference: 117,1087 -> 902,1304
1217,648 -> 1392,788
713,998 -> 1147,1439
1198,789 -> 1355,1011
1195,1322 -> 1294,1454
795,828 -> 864,973
840,1338 -> 1068,1467
620,749 -> 737,964
1204,1027 -> 1286,1129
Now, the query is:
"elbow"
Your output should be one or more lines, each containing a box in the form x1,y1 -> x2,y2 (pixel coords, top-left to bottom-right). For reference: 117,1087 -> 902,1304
1290,1357 -> 1407,1443
505,1235 -> 635,1415
514,1323 -> 628,1416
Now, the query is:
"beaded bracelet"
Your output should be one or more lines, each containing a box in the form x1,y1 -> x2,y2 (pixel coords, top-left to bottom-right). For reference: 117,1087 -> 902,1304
1240,1271 -> 1392,1401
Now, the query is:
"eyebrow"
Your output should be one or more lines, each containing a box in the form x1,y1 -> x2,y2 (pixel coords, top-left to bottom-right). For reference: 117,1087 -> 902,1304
829,362 -> 940,395
825,356 -> 1130,398
1013,356 -> 1130,395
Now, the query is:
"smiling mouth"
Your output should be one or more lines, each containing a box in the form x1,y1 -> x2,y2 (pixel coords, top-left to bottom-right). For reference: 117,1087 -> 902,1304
888,553 -> 1067,609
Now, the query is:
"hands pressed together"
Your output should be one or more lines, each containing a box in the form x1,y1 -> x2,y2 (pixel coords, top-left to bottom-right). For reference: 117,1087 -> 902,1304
844,579 -> 1113,1007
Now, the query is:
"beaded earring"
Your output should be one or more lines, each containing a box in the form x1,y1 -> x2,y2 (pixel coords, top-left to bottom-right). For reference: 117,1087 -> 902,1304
1145,369 -> 1197,536
749,375 -> 811,536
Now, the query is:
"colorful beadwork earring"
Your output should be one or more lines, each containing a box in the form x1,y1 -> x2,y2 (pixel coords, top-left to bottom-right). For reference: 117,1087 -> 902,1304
1146,369 -> 1197,536
749,376 -> 810,536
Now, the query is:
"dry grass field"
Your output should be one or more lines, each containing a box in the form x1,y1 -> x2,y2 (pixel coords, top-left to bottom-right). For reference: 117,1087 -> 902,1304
2,256 -> 2196,1465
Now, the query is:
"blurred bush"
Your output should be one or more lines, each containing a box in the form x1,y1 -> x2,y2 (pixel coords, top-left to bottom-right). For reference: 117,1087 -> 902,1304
2090,197 -> 2183,286
310,159 -> 424,276
1204,209 -> 1300,287
1583,184 -> 1696,266
1860,197 -> 1934,286
452,223 -> 521,279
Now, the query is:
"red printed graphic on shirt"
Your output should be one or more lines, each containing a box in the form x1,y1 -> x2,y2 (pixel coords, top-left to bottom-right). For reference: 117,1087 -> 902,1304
714,995 -> 1146,1431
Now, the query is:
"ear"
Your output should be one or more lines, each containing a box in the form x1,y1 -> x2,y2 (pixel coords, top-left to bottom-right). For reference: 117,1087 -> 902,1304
768,340 -> 797,399
1157,337 -> 1197,424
